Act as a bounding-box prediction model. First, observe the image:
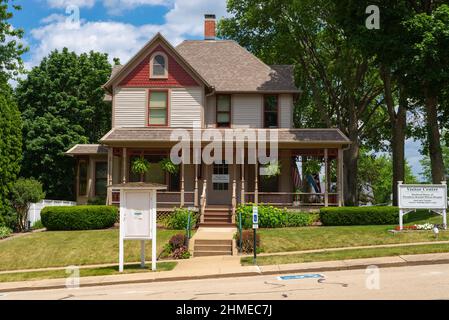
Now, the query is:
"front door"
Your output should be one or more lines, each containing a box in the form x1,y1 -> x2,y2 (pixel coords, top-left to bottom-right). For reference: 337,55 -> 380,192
207,161 -> 233,205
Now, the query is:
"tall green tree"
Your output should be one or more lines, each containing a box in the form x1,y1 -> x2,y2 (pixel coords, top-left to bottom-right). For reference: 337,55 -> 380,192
0,0 -> 26,79
0,78 -> 22,222
16,49 -> 114,200
218,0 -> 386,205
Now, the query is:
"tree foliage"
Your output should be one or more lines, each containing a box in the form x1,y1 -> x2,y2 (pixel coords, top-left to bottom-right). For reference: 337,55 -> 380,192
0,0 -> 27,79
0,78 -> 22,222
10,178 -> 45,232
16,49 -> 114,200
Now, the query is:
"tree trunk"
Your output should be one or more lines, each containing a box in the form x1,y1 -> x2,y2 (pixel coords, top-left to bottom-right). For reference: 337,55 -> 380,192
391,97 -> 406,205
343,110 -> 359,206
424,90 -> 446,183
381,66 -> 406,205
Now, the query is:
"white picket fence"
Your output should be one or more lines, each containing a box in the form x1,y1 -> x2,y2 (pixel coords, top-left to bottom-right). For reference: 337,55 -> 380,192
28,200 -> 77,225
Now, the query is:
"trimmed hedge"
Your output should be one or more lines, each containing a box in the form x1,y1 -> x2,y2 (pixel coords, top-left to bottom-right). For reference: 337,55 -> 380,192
319,206 -> 400,226
236,204 -> 316,229
41,205 -> 118,231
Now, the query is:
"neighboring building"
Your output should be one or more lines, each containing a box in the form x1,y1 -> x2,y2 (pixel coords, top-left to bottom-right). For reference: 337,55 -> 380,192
66,14 -> 350,226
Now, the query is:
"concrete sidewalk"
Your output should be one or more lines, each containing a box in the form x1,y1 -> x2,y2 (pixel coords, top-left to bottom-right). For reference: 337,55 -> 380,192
2,252 -> 449,293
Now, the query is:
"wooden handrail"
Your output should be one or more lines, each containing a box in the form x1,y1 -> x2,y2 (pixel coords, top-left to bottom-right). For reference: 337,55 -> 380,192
200,180 -> 207,223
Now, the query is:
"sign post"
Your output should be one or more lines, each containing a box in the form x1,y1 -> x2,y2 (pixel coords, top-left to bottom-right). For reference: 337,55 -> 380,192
397,181 -> 447,230
252,206 -> 258,265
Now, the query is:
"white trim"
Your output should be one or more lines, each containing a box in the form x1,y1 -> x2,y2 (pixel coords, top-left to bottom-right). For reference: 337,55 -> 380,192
149,51 -> 168,79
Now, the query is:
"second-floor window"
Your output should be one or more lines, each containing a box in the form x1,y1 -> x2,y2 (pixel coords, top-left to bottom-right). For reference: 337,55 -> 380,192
216,95 -> 231,127
264,95 -> 278,128
148,90 -> 168,126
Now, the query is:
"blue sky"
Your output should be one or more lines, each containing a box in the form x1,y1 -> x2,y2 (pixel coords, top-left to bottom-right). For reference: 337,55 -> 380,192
8,0 -> 426,179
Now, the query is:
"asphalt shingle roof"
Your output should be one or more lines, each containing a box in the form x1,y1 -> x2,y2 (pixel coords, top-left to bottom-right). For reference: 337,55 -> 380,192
176,40 -> 298,93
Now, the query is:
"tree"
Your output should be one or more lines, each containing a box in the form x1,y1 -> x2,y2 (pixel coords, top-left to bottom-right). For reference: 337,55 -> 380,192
358,151 -> 417,205
218,0 -> 386,205
10,178 -> 45,232
0,0 -> 27,79
0,78 -> 22,222
16,49 -> 114,200
420,142 -> 449,183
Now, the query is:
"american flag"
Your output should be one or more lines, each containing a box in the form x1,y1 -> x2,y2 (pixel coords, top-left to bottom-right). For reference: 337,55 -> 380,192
291,156 -> 302,190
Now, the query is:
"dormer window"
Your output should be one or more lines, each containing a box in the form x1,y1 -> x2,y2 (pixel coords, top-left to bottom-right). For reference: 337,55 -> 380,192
150,52 -> 168,78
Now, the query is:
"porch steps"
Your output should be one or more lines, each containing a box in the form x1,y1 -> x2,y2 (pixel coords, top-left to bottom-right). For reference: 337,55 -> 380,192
193,239 -> 233,257
200,206 -> 233,227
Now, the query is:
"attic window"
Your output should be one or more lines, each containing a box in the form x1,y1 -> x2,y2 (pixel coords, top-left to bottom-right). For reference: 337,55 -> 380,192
150,52 -> 168,78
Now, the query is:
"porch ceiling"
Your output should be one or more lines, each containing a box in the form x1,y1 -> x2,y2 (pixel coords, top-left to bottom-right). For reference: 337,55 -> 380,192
100,128 -> 351,146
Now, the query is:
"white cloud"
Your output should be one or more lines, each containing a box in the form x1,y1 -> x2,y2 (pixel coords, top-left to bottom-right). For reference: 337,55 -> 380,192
27,0 -> 229,67
46,0 -> 96,8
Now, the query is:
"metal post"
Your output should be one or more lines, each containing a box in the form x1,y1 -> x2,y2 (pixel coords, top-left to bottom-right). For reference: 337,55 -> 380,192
239,210 -> 242,253
140,240 -> 145,268
253,228 -> 257,265
399,209 -> 403,231
151,190 -> 157,271
443,209 -> 447,230
119,191 -> 124,272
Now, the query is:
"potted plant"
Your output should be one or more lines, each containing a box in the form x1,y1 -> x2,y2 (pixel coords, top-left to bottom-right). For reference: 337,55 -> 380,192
260,161 -> 281,179
131,156 -> 151,182
159,158 -> 179,175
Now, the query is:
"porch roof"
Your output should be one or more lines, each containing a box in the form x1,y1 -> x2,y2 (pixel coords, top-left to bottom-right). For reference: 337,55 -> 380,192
100,128 -> 351,145
108,182 -> 167,190
65,144 -> 108,156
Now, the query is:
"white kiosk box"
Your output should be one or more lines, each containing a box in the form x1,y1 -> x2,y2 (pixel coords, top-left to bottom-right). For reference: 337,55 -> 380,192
397,181 -> 447,230
109,182 -> 167,272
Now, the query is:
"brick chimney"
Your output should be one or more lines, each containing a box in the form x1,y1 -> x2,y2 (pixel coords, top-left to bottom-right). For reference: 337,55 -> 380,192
204,14 -> 216,40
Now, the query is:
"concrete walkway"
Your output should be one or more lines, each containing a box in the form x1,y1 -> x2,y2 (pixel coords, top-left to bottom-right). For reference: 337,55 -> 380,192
2,251 -> 449,293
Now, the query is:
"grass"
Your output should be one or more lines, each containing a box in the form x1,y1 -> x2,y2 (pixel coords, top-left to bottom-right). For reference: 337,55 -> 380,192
0,262 -> 177,283
0,228 -> 187,271
241,243 -> 449,266
256,210 -> 449,253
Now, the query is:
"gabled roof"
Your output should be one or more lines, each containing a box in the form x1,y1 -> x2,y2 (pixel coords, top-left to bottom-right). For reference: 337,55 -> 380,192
103,33 -> 211,93
176,40 -> 299,93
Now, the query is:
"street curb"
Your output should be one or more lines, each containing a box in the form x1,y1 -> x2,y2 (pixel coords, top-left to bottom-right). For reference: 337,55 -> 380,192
2,257 -> 449,293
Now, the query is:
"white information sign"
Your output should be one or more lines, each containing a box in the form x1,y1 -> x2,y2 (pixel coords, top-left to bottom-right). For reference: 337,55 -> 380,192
212,174 -> 230,184
398,185 -> 447,209
252,206 -> 258,229
397,182 -> 447,230
119,189 -> 157,272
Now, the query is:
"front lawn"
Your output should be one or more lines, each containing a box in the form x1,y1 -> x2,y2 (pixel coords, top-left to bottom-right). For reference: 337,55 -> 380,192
241,243 -> 449,266
255,210 -> 449,253
0,262 -> 177,283
0,229 -> 185,271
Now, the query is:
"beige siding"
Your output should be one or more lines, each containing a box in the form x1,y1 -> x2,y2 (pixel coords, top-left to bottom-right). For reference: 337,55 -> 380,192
279,94 -> 293,128
232,94 -> 262,128
114,88 -> 146,127
205,95 -> 216,128
170,88 -> 202,128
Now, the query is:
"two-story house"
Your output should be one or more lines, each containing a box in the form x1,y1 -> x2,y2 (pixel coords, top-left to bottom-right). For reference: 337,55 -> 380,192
66,14 -> 350,227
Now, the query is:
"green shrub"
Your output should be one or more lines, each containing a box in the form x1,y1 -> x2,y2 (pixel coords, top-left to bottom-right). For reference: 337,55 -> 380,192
319,206 -> 400,226
164,208 -> 197,230
0,226 -> 12,239
41,205 -> 118,231
236,204 -> 316,229
285,212 -> 318,227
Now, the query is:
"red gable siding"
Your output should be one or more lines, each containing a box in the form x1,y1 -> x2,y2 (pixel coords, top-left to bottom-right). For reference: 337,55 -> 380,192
119,45 -> 199,87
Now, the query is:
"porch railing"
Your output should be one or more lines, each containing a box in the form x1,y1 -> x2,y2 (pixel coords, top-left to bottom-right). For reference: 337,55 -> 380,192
244,192 -> 339,207
111,190 -> 195,208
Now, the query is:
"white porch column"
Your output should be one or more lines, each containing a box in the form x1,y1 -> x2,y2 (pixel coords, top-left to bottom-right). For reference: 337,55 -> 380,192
194,163 -> 199,207
122,147 -> 127,184
324,148 -> 329,207
337,148 -> 343,206
180,162 -> 185,207
107,147 -> 113,205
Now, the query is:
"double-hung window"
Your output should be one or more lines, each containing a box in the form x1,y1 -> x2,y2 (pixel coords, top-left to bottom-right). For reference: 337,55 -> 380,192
264,95 -> 278,128
216,95 -> 231,127
148,90 -> 168,126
